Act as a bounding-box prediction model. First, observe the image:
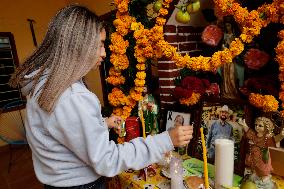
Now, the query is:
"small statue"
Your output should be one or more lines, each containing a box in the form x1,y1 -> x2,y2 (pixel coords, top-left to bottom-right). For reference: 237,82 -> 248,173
238,117 -> 284,189
138,86 -> 159,135
218,17 -> 244,99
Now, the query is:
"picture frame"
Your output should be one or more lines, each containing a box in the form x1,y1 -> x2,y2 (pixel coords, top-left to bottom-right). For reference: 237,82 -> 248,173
161,103 -> 201,156
192,98 -> 249,175
165,110 -> 191,131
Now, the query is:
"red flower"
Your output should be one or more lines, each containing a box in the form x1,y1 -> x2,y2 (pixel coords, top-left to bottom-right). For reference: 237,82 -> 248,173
244,48 -> 270,70
201,25 -> 223,47
240,75 -> 279,96
173,87 -> 193,99
206,83 -> 220,96
173,76 -> 210,99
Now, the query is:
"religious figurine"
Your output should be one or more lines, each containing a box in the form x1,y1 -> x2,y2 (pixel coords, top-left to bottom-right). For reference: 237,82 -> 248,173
238,117 -> 284,189
138,86 -> 159,135
218,17 -> 244,99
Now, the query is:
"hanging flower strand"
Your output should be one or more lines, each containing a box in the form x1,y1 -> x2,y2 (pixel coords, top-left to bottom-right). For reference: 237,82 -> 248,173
108,0 -> 284,116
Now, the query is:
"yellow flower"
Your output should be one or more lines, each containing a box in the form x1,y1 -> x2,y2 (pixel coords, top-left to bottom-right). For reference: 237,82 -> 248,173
179,93 -> 201,106
117,0 -> 129,13
249,93 -> 279,112
156,17 -> 166,26
110,54 -> 129,70
134,78 -> 146,87
130,89 -> 143,101
106,75 -> 125,86
136,71 -> 146,79
136,63 -> 146,70
159,8 -> 168,16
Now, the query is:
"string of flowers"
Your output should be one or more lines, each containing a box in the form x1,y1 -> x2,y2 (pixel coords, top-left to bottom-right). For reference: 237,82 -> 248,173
108,0 -> 284,116
179,92 -> 201,106
214,0 -> 281,43
275,29 -> 284,116
249,93 -> 279,112
107,0 -> 172,119
214,0 -> 284,112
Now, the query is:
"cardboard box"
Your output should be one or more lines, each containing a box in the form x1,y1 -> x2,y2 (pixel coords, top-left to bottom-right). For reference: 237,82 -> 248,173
269,147 -> 284,177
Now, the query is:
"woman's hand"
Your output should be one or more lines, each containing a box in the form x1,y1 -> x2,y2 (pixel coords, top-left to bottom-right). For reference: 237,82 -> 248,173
105,115 -> 123,133
168,125 -> 193,147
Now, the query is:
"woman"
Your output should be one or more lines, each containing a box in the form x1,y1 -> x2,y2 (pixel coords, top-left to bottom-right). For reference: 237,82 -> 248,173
9,5 -> 193,188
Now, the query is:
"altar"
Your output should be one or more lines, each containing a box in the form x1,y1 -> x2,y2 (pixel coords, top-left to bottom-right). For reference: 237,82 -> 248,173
108,156 -> 284,189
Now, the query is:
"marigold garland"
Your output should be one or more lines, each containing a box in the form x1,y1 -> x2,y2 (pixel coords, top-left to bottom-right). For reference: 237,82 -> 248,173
249,93 -> 279,112
179,92 -> 201,106
214,0 -> 284,113
276,29 -> 284,116
107,0 -> 172,119
108,0 -> 284,117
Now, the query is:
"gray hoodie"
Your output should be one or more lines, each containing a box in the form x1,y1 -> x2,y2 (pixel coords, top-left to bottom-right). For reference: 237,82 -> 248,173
23,73 -> 174,187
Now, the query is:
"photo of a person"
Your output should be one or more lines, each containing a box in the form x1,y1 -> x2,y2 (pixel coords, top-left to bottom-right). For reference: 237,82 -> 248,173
174,115 -> 184,127
165,111 -> 190,131
206,105 -> 233,160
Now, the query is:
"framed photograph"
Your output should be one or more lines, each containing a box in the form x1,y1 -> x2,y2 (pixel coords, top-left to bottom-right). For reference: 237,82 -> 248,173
165,111 -> 191,131
193,99 -> 248,175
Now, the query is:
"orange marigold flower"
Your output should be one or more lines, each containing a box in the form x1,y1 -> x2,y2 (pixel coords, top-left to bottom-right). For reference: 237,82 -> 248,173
136,63 -> 146,70
117,0 -> 129,13
130,89 -> 143,101
106,75 -> 125,86
134,78 -> 146,87
179,92 -> 201,106
110,54 -> 129,70
249,93 -> 279,112
159,8 -> 168,16
156,17 -> 166,26
278,30 -> 284,40
136,71 -> 146,79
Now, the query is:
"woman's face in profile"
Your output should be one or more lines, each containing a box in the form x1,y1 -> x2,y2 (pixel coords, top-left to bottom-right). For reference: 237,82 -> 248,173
93,29 -> 106,70
174,116 -> 184,126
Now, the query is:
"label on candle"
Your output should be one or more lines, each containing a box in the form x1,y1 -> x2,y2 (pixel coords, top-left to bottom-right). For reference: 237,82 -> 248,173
214,139 -> 234,189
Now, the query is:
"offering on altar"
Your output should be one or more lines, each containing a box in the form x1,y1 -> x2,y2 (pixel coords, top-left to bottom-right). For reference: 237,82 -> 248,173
184,176 -> 205,189
138,87 -> 159,136
215,138 -> 234,189
170,157 -> 184,189
238,117 -> 284,189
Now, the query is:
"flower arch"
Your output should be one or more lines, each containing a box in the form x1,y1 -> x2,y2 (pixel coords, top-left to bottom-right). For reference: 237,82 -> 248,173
107,0 -> 284,119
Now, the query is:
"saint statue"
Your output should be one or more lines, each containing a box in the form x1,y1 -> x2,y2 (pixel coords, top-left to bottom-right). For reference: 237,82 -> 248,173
218,17 -> 244,99
138,87 -> 159,135
239,117 -> 284,189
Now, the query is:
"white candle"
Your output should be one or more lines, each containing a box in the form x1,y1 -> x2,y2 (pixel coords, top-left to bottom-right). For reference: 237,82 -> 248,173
170,157 -> 183,189
215,138 -> 234,189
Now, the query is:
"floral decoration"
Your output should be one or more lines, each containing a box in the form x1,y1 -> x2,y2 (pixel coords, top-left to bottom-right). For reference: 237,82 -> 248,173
201,25 -> 223,47
249,93 -> 279,112
276,29 -> 284,115
244,48 -> 270,70
173,76 -> 210,106
108,0 -> 284,117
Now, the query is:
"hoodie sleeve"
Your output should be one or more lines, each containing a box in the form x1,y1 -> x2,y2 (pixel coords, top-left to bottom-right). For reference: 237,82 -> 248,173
46,92 -> 174,177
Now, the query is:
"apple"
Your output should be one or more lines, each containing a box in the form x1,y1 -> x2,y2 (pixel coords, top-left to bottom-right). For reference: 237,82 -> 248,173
240,181 -> 257,189
192,0 -> 201,13
153,1 -> 162,13
186,3 -> 193,13
175,10 -> 190,24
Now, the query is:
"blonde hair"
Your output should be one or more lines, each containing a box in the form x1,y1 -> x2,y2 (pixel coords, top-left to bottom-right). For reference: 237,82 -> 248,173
9,5 -> 103,113
255,117 -> 274,136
